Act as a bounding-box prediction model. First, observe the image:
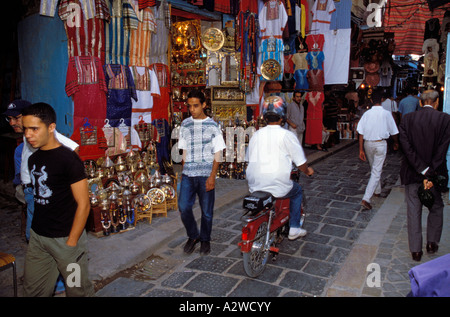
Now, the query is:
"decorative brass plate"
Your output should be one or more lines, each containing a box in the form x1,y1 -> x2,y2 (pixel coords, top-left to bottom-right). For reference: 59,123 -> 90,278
160,184 -> 176,200
147,188 -> 166,205
133,194 -> 151,213
261,59 -> 282,80
202,28 -> 225,51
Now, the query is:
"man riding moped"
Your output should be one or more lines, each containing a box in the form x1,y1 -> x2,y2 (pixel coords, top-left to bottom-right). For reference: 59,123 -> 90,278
245,96 -> 314,240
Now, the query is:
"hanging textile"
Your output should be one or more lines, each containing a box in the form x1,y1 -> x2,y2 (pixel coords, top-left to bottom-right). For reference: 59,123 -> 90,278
58,0 -> 109,62
129,6 -> 157,67
65,56 -> 107,131
259,0 -> 289,39
150,63 -> 170,120
105,0 -> 131,65
305,91 -> 324,145
323,29 -> 351,85
384,0 -> 450,55
130,65 -> 160,126
310,0 -> 336,34
152,119 -> 170,174
104,64 -> 137,127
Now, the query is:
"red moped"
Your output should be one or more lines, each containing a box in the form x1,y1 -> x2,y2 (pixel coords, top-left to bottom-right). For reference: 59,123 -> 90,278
238,170 -> 305,277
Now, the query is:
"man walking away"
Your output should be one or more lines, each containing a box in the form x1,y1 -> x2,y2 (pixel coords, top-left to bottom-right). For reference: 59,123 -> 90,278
399,90 -> 450,262
357,89 -> 399,210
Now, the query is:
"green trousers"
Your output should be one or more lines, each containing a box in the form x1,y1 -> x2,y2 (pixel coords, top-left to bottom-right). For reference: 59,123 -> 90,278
23,229 -> 94,297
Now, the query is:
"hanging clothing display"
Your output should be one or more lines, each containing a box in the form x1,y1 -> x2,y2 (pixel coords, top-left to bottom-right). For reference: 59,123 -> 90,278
305,91 -> 324,145
306,34 -> 325,51
130,65 -> 160,126
105,0 -> 131,65
150,63 -> 171,120
259,0 -> 288,39
424,18 -> 440,40
323,28 -> 351,85
138,0 -> 157,9
58,0 -> 109,62
71,118 -> 108,161
152,118 -> 170,174
307,69 -> 324,91
259,37 -> 285,81
384,0 -> 450,55
239,0 -> 258,13
129,6 -> 157,67
149,2 -> 170,65
310,0 -> 336,34
65,56 -> 107,130
306,50 -> 325,70
104,64 -> 137,127
294,69 -> 309,90
329,0 -> 351,30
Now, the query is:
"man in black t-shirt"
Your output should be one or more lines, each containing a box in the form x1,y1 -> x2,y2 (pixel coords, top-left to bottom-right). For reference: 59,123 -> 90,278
22,103 -> 94,297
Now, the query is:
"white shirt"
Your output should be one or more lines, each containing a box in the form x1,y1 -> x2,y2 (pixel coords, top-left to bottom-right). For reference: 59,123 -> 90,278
21,130 -> 79,185
356,105 -> 399,141
381,99 -> 398,113
246,125 -> 307,197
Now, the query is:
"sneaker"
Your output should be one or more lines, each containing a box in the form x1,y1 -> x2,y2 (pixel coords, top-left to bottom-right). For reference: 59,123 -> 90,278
288,227 -> 307,240
183,238 -> 199,254
200,241 -> 211,256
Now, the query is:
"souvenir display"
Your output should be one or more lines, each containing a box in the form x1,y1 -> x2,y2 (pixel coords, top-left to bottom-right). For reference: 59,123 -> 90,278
86,149 -> 177,236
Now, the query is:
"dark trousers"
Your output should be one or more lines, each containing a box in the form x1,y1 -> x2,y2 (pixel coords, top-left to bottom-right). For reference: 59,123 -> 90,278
405,183 -> 444,252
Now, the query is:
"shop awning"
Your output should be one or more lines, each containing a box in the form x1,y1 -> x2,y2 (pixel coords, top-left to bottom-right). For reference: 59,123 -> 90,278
384,0 -> 450,55
168,0 -> 222,21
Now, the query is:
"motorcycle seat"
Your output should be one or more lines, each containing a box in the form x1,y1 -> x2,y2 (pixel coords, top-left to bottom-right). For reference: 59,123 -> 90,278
243,191 -> 274,214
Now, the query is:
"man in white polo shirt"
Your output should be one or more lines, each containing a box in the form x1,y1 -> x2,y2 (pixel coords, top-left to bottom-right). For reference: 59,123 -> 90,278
246,96 -> 314,240
357,89 -> 399,210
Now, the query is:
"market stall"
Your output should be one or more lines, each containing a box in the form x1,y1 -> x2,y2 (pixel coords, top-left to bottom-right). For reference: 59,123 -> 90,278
15,0 -> 450,237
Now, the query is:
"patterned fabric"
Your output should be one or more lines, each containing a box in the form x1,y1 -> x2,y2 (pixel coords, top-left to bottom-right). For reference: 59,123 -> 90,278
40,0 -> 59,17
104,64 -> 137,127
129,7 -> 156,67
130,66 -> 160,126
138,0 -> 157,9
305,91 -> 324,145
306,50 -> 324,70
178,117 -> 226,177
59,0 -> 107,61
384,0 -> 450,55
65,56 -> 107,131
259,0 -> 288,39
105,0 -> 131,65
310,0 -> 336,34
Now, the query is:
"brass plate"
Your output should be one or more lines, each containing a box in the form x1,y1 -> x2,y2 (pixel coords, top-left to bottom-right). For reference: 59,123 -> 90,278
160,184 -> 176,200
202,28 -> 225,51
261,59 -> 282,80
147,188 -> 166,205
133,194 -> 151,213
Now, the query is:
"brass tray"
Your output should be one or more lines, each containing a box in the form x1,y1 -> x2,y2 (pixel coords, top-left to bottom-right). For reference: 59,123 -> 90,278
202,28 -> 225,51
261,59 -> 282,80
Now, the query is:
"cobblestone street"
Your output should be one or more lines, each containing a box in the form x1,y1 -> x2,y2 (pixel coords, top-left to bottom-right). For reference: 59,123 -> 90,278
95,143 -> 408,297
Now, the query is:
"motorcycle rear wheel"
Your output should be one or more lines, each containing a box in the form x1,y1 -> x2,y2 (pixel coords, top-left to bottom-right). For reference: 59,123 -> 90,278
242,221 -> 270,278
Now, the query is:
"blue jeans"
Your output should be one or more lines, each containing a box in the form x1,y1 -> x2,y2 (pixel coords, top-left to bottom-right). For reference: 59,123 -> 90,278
178,175 -> 215,242
279,181 -> 303,229
24,186 -> 34,242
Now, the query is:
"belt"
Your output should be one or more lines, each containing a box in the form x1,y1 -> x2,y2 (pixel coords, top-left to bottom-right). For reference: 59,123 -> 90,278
22,183 -> 32,189
366,139 -> 386,142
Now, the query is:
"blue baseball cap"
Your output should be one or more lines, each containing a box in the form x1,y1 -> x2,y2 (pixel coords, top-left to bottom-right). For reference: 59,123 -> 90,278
3,100 -> 32,117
